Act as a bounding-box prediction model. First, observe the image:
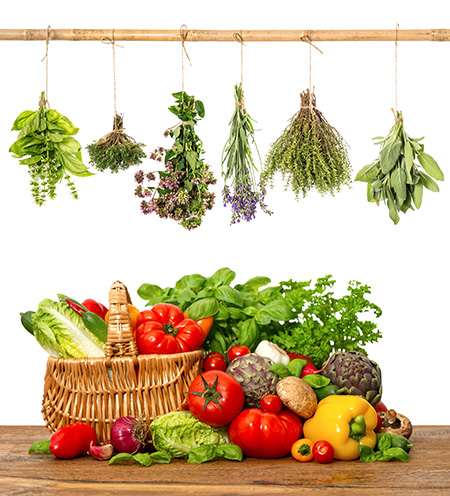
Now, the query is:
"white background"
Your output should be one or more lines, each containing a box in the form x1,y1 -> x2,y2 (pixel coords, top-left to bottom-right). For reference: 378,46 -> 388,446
1,0 -> 449,426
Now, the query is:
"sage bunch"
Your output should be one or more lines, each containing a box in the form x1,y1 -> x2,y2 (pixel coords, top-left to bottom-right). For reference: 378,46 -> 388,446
9,92 -> 92,205
355,110 -> 444,224
221,83 -> 272,224
262,89 -> 351,198
86,114 -> 146,173
135,92 -> 216,231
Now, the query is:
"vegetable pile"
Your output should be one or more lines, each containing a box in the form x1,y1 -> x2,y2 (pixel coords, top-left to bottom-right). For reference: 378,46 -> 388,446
10,92 -> 92,205
25,271 -> 414,467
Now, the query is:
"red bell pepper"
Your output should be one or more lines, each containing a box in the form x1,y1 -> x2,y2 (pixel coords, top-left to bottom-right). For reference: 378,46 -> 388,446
82,299 -> 107,320
49,423 -> 97,459
135,303 -> 204,354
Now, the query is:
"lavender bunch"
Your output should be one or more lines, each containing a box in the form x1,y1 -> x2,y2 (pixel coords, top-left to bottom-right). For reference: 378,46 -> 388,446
222,83 -> 272,224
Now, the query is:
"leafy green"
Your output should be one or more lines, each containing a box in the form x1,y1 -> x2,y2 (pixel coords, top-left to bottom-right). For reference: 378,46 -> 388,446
29,440 -> 51,454
359,433 -> 410,463
9,92 -> 92,205
86,113 -> 146,173
149,411 -> 229,459
262,88 -> 351,199
355,110 -> 444,224
188,443 -> 243,463
261,275 -> 382,367
32,298 -> 105,358
109,451 -> 171,466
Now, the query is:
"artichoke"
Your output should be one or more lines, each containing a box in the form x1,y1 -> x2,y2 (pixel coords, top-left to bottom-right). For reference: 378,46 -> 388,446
226,353 -> 279,408
321,351 -> 382,406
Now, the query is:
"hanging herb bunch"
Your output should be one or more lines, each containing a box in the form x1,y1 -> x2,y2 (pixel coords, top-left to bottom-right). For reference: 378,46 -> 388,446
355,110 -> 444,224
262,89 -> 351,198
86,113 -> 146,173
9,92 -> 92,206
134,91 -> 216,230
222,83 -> 272,224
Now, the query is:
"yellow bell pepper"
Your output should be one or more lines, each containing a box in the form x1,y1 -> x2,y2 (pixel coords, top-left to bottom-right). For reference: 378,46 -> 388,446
303,395 -> 378,461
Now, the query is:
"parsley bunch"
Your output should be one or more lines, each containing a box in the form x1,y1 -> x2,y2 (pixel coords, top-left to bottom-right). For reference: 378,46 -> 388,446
262,275 -> 382,367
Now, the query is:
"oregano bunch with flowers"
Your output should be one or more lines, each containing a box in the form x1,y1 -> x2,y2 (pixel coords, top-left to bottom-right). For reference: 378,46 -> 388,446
135,91 -> 216,230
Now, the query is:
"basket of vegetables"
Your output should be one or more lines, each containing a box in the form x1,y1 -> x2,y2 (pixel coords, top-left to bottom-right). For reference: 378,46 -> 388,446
40,281 -> 204,442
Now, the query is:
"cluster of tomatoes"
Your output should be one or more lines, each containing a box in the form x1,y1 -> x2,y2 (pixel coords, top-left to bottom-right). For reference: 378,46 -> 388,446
184,347 -> 335,463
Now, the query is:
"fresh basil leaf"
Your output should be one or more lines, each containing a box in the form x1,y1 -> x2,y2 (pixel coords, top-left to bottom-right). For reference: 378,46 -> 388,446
254,312 -> 272,326
215,303 -> 230,321
215,443 -> 243,461
208,268 -> 236,287
270,363 -> 290,378
109,453 -> 135,465
186,297 -> 219,320
133,453 -> 153,467
228,307 -> 246,320
302,374 -> 330,389
358,445 -> 378,463
149,451 -> 172,464
383,447 -> 409,462
177,288 -> 196,305
418,152 -> 444,181
242,276 -> 271,290
287,358 -> 307,377
237,318 -> 259,349
194,100 -> 205,118
12,110 -> 36,131
377,433 -> 392,452
29,440 -> 51,454
215,286 -> 243,307
57,138 -> 82,154
175,274 -> 206,291
19,155 -> 42,165
187,445 -> 217,464
137,283 -> 163,301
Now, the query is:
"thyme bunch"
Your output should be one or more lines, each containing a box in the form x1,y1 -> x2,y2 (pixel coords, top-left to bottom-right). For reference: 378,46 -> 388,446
262,89 -> 351,198
221,83 -> 272,224
135,92 -> 216,230
86,114 -> 146,173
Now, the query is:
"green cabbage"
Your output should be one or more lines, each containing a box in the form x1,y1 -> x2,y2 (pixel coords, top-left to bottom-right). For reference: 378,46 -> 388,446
150,411 -> 229,458
32,298 -> 105,358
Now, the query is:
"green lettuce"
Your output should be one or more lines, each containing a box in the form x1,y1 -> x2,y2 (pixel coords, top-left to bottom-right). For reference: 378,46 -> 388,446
32,298 -> 105,358
150,411 -> 229,458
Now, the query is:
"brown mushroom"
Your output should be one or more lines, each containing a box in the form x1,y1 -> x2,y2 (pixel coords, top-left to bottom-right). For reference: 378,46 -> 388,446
276,376 -> 317,419
378,409 -> 413,439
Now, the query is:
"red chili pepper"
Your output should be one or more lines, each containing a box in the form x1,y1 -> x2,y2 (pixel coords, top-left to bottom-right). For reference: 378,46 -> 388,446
49,423 -> 97,459
66,298 -> 87,317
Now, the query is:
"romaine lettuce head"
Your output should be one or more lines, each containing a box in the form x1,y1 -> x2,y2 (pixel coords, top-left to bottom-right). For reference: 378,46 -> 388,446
150,411 -> 229,458
32,298 -> 105,358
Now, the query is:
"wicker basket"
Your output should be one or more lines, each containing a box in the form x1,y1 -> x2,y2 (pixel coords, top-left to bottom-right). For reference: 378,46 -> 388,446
41,281 -> 203,442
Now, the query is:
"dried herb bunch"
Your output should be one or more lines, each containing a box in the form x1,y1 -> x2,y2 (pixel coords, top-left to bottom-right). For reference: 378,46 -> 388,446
355,110 -> 444,224
135,91 -> 216,231
9,92 -> 92,205
262,89 -> 351,198
86,113 -> 146,173
222,83 -> 272,224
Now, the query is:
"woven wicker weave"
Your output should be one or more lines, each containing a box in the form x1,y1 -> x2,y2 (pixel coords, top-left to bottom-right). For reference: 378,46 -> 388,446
41,281 -> 203,442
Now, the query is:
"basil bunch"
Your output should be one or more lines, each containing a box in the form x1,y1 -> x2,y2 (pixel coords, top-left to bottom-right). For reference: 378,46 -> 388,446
10,92 -> 92,205
137,267 -> 294,354
355,110 -> 444,224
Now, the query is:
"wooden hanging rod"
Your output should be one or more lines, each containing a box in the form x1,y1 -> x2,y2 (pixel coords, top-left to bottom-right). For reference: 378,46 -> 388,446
0,28 -> 449,42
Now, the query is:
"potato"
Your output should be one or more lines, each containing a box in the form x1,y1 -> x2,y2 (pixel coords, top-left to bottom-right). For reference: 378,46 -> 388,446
276,376 -> 317,419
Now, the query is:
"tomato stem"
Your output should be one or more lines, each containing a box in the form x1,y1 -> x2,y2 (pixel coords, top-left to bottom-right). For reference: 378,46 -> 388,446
163,323 -> 179,336
187,373 -> 222,411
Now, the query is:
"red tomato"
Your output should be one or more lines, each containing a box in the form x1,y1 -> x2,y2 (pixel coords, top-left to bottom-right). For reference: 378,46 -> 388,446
82,299 -> 107,320
50,423 -> 97,459
313,440 -> 335,464
228,346 -> 251,362
260,395 -> 282,414
203,356 -> 227,372
135,303 -> 204,354
228,407 -> 303,458
205,351 -> 225,360
188,371 -> 245,427
375,413 -> 383,432
374,401 -> 388,413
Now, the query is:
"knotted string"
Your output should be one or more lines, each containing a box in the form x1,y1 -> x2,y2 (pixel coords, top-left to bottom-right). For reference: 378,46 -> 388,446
394,23 -> 400,114
180,24 -> 192,96
233,32 -> 247,116
40,25 -> 51,107
300,31 -> 323,111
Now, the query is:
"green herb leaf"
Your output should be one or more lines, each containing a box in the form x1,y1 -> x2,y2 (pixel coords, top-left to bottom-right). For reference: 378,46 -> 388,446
215,443 -> 243,461
208,268 -> 236,287
133,453 -> 153,467
29,440 -> 51,454
237,318 -> 259,349
137,284 -> 164,301
358,445 -> 378,463
418,152 -> 444,181
149,451 -> 172,464
302,374 -> 330,389
355,162 -> 380,182
287,358 -> 307,377
109,453 -> 135,465
377,433 -> 392,451
215,286 -> 243,307
187,445 -> 217,464
412,181 -> 423,208
270,363 -> 290,378
186,298 -> 220,321
380,139 -> 402,174
419,171 -> 440,192
382,447 -> 409,462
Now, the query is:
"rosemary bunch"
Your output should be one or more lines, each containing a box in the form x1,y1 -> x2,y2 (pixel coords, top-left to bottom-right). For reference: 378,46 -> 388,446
262,89 -> 351,198
135,91 -> 216,231
86,114 -> 146,173
222,83 -> 272,224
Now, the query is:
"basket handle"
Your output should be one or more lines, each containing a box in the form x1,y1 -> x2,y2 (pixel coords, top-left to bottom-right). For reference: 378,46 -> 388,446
104,280 -> 139,366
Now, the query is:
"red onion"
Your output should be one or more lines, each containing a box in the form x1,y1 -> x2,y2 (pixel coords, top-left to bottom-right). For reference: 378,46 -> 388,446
110,416 -> 149,454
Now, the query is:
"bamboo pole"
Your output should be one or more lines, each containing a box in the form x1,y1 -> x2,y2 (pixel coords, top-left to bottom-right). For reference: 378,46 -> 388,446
0,28 -> 449,42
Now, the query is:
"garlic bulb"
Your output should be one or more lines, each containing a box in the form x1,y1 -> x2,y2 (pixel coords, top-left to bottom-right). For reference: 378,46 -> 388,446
255,340 -> 290,366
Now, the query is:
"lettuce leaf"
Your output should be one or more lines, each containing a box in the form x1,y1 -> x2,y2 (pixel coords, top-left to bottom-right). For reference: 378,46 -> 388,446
32,299 -> 105,358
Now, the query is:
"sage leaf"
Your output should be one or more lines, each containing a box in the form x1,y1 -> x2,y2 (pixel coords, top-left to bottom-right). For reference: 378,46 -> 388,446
380,139 -> 402,174
418,152 -> 444,181
404,141 -> 414,172
391,168 -> 407,203
412,181 -> 423,208
419,171 -> 440,192
355,162 -> 380,182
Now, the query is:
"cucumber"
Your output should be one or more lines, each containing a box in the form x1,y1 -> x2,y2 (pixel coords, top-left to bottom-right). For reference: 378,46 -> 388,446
20,311 -> 35,335
82,311 -> 108,343
315,384 -> 342,402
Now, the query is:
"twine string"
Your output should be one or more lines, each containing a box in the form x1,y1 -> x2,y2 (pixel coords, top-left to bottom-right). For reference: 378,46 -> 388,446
394,23 -> 399,113
180,24 -> 192,96
300,31 -> 323,111
101,30 -> 124,131
233,32 -> 247,116
40,25 -> 51,107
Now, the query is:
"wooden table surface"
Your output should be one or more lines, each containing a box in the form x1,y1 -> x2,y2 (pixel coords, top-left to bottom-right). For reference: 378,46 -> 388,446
1,425 -> 450,495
